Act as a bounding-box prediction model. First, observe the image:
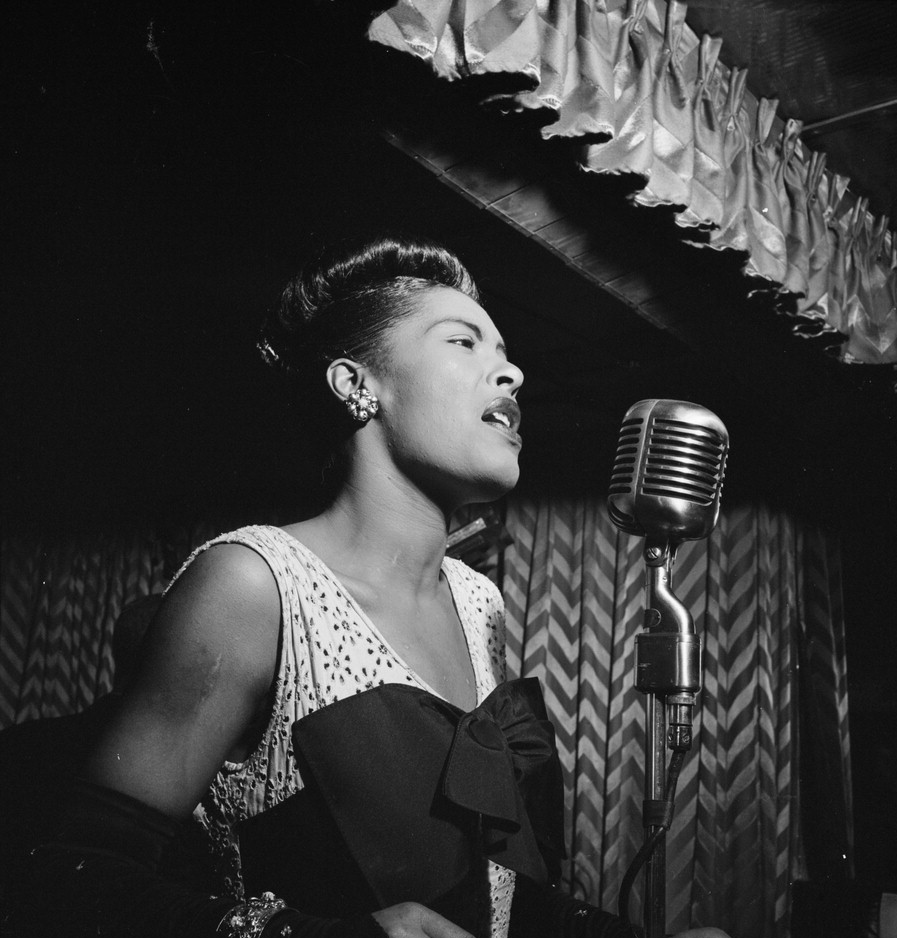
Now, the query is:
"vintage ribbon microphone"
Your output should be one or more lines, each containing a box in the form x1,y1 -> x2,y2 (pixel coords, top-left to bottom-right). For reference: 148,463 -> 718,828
607,400 -> 729,938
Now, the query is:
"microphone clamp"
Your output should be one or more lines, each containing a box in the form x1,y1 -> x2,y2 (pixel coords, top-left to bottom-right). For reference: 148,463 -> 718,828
635,536 -> 702,700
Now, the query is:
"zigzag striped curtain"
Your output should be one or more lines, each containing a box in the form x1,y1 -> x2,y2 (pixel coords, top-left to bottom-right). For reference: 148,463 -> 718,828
0,524 -> 217,727
2,505 -> 851,937
501,495 -> 852,938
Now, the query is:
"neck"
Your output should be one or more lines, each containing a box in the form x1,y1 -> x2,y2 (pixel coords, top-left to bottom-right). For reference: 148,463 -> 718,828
306,461 -> 456,596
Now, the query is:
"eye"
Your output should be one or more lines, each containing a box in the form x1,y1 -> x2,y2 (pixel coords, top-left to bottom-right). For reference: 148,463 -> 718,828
449,336 -> 476,349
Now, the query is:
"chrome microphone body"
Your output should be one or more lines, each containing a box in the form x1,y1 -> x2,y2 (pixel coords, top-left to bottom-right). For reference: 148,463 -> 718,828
607,399 -> 729,710
607,400 -> 729,938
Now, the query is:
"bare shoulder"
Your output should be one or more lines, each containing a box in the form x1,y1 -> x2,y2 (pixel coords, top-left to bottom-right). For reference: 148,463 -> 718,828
85,541 -> 283,814
170,539 -> 281,602
154,541 -> 282,686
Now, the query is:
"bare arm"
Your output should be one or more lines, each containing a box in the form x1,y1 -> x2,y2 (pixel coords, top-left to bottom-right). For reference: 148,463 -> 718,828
84,543 -> 281,816
12,543 -> 477,938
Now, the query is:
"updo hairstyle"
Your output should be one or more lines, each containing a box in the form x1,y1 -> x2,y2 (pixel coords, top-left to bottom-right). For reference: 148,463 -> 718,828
257,235 -> 480,470
258,234 -> 479,379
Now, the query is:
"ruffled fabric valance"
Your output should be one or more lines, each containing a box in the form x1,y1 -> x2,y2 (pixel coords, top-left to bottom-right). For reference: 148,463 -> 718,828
369,0 -> 897,365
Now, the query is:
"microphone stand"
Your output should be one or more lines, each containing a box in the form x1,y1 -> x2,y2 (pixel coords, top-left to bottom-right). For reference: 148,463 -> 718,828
635,536 -> 702,938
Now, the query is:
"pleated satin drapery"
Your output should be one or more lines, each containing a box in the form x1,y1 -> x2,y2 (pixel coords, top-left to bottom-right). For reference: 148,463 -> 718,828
369,0 -> 897,365
500,495 -> 851,937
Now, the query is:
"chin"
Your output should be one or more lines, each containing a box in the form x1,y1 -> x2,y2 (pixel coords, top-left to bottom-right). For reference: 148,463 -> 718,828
422,454 -> 520,511
471,464 -> 520,503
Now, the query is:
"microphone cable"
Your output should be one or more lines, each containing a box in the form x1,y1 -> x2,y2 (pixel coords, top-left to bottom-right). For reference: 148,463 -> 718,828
616,747 -> 687,931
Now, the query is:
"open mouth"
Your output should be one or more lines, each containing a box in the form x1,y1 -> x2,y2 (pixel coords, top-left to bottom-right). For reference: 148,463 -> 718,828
482,397 -> 522,436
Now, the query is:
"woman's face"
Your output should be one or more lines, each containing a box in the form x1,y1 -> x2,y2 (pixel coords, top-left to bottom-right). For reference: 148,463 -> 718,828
368,286 -> 524,508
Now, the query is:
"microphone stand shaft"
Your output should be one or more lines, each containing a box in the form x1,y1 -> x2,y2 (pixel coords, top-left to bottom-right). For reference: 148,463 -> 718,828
644,692 -> 667,938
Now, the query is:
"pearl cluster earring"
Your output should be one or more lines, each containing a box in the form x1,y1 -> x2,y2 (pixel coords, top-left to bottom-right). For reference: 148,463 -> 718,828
345,387 -> 380,423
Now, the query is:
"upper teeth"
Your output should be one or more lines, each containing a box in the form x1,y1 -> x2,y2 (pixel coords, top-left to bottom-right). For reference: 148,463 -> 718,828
489,412 -> 511,429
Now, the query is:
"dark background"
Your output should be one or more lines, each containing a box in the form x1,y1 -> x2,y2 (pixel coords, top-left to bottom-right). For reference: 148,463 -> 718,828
4,0 -> 896,913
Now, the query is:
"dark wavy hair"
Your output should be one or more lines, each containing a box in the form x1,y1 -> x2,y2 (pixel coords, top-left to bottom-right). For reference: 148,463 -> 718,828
258,234 -> 479,378
257,235 -> 480,480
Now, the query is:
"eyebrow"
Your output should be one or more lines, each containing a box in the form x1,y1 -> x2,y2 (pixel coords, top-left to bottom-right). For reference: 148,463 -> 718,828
434,318 -> 508,355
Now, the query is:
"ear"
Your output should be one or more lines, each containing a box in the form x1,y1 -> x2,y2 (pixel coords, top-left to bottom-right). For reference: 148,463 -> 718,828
325,358 -> 366,404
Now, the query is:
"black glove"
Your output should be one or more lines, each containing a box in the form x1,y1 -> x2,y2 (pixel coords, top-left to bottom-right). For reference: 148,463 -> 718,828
8,777 -> 384,938
510,876 -> 639,938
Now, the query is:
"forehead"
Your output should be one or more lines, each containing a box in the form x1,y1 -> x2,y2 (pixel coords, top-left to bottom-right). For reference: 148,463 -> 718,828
399,287 -> 503,341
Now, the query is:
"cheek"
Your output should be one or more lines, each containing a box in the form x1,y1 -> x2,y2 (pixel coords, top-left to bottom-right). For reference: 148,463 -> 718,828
396,393 -> 468,462
381,357 -> 476,454
425,374 -> 474,440
395,364 -> 468,418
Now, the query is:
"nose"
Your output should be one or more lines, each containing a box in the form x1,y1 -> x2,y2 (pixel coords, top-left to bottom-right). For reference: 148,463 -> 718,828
493,357 -> 524,395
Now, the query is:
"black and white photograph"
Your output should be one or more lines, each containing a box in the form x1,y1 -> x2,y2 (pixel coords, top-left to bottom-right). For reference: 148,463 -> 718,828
2,3 -> 896,937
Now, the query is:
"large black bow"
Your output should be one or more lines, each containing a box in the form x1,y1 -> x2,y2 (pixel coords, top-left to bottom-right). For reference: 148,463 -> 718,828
291,679 -> 566,910
433,678 -> 566,883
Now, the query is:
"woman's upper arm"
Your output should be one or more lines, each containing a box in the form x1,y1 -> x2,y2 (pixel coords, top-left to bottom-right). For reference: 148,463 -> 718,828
84,543 -> 282,818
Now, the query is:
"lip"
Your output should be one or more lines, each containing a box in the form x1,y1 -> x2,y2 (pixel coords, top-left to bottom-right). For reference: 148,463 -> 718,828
482,396 -> 522,446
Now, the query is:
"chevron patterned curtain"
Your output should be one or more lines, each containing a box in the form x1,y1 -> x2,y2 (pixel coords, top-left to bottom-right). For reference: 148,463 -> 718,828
501,495 -> 852,938
2,506 -> 851,937
0,524 -> 220,728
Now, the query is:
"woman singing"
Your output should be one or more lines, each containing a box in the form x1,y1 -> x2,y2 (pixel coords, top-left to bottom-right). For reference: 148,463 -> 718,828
14,235 -> 728,938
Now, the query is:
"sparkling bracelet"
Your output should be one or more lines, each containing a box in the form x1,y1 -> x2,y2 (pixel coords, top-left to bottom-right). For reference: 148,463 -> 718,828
217,892 -> 288,938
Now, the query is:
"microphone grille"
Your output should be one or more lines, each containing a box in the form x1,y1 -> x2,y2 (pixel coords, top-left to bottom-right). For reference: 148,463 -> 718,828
641,416 -> 726,505
608,400 -> 729,539
608,415 -> 644,497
